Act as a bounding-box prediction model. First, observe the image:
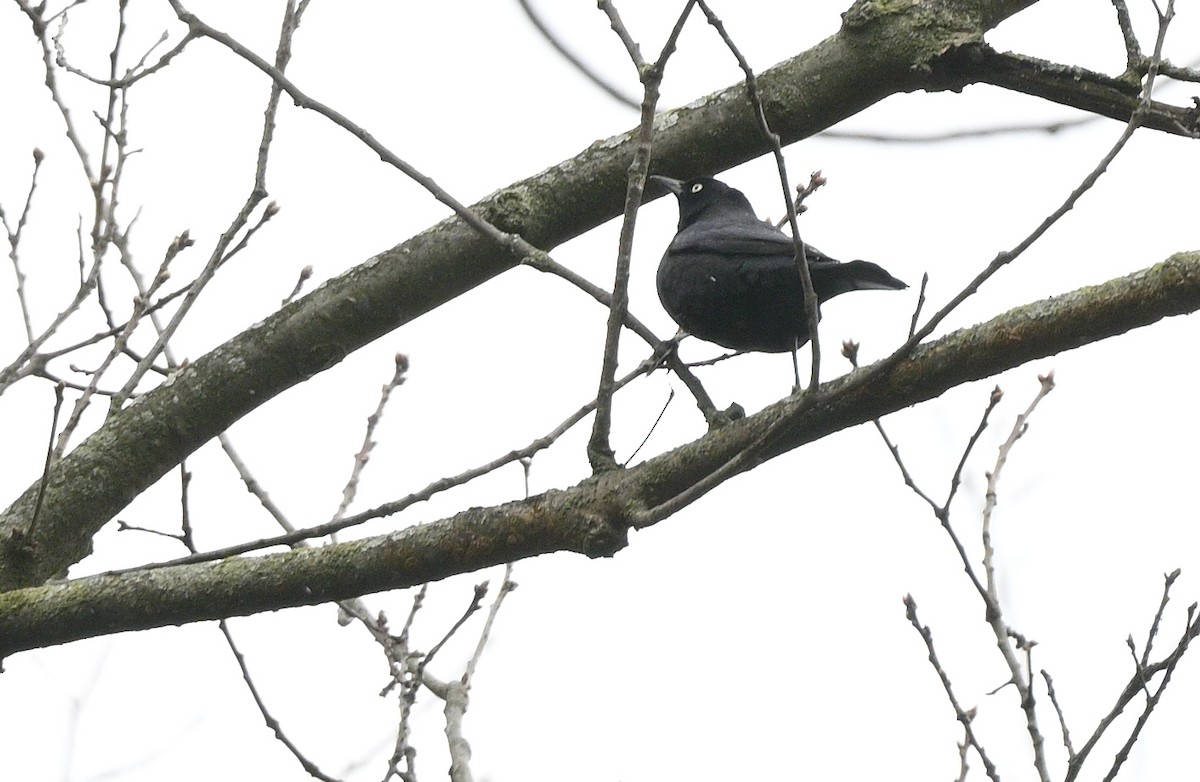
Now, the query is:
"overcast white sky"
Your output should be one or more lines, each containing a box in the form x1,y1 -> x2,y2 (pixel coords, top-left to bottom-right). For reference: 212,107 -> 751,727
2,1 -> 1199,780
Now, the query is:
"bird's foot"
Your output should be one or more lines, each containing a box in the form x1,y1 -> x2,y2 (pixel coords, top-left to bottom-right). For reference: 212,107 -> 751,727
706,402 -> 745,430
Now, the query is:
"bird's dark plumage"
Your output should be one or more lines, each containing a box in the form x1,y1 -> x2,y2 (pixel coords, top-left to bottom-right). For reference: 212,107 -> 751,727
652,175 -> 906,354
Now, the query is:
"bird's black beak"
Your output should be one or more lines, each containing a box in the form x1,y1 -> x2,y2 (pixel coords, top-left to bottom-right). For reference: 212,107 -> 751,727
647,175 -> 683,197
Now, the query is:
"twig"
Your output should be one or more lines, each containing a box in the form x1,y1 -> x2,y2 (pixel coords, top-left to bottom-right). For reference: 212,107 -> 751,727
627,394 -> 825,526
882,373 -> 1054,781
108,201 -> 279,410
822,116 -> 1096,142
27,382 -> 66,539
516,0 -> 639,109
908,273 -> 929,339
220,438 -> 296,534
0,8 -> 113,396
1125,636 -> 1153,699
115,519 -> 184,542
463,566 -> 516,692
1065,575 -> 1194,780
873,382 -> 1002,603
981,373 -> 1056,596
0,147 -> 45,344
178,463 -> 195,555
942,386 -> 1002,517
282,264 -> 313,305
680,349 -> 741,369
386,586 -> 426,782
422,584 -> 488,672
55,230 -> 184,449
110,0 -> 301,409
1110,0 -> 1143,74
587,0 -> 695,471
442,564 -> 518,782
1099,583 -> 1198,782
905,595 -> 1001,782
695,0 -> 820,392
772,170 -> 826,229
54,21 -> 193,90
954,731 -> 971,782
330,353 -> 410,537
219,621 -> 343,782
1041,669 -> 1076,759
870,419 -> 942,515
1139,567 -> 1179,667
979,372 -> 1056,782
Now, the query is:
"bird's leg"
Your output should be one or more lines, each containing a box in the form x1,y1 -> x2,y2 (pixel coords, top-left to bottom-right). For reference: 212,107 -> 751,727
791,337 -> 802,391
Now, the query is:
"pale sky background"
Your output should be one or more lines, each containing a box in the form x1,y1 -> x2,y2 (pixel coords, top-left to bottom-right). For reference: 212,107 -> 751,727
2,1 -> 1200,780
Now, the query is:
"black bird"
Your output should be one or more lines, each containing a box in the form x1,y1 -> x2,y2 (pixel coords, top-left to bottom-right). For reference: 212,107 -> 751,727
652,175 -> 906,381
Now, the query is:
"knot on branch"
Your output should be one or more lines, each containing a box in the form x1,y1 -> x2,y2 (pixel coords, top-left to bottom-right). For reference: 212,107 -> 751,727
579,507 -> 628,559
476,187 -> 535,237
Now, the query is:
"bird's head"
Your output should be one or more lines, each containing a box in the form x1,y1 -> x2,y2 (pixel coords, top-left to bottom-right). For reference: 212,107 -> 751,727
649,175 -> 756,230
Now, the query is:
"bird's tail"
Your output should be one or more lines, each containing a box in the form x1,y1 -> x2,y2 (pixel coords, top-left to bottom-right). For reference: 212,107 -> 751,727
812,259 -> 907,299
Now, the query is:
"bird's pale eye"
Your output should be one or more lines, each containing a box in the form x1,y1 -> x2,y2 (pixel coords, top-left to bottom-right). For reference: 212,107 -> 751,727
690,183 -> 704,194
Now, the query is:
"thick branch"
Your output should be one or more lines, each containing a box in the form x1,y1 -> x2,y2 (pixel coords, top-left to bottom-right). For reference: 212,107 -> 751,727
1,252 -> 1198,656
931,42 -> 1200,136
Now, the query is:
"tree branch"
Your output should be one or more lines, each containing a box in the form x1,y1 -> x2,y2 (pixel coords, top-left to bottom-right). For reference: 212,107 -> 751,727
931,42 -> 1200,137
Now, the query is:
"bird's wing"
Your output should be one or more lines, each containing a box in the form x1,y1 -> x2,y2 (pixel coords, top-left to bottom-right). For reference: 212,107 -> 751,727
669,218 -> 796,257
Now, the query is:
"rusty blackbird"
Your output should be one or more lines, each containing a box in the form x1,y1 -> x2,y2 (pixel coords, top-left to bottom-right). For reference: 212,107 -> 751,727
652,175 -> 906,383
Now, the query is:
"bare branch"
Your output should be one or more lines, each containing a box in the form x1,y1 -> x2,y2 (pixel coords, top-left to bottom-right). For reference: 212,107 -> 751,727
516,0 -> 639,109
219,620 -> 343,782
331,353 -> 411,534
905,595 -> 1001,782
26,382 -> 65,540
1041,669 -> 1076,759
1110,0 -> 1143,73
695,0 -> 820,391
588,0 -> 696,470
0,147 -> 46,344
822,116 -> 1096,142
